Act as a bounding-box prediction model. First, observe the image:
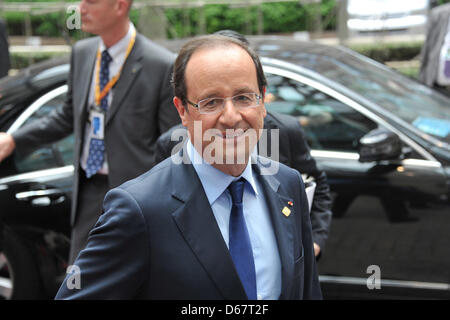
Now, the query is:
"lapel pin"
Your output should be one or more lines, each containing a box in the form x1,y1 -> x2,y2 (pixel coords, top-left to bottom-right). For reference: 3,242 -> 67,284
288,201 -> 293,206
282,206 -> 291,217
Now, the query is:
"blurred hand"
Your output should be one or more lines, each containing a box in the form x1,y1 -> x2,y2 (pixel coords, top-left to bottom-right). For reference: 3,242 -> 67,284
313,242 -> 321,257
299,112 -> 333,127
0,132 -> 16,162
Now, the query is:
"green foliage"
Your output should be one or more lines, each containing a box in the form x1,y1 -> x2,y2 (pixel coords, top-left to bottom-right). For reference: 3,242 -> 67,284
262,3 -> 306,33
349,41 -> 423,62
164,0 -> 337,38
437,0 -> 450,5
2,0 -> 337,38
10,51 -> 68,69
396,66 -> 419,79
4,9 -> 65,36
2,0 -> 422,78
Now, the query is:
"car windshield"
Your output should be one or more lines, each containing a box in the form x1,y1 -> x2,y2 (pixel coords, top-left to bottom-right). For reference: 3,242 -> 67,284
290,48 -> 450,146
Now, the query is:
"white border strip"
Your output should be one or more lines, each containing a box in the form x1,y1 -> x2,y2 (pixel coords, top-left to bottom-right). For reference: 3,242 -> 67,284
0,165 -> 74,185
311,150 -> 442,168
311,150 -> 360,160
320,275 -> 450,291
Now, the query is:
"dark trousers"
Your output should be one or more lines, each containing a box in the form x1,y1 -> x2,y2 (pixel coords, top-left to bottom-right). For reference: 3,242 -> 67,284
433,83 -> 450,97
68,171 -> 110,265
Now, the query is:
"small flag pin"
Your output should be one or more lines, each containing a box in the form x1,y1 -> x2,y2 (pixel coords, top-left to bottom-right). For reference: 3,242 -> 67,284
288,201 -> 293,206
282,206 -> 291,217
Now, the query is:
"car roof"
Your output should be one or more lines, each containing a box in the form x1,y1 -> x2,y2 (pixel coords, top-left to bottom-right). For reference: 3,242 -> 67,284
0,56 -> 70,101
0,56 -> 70,130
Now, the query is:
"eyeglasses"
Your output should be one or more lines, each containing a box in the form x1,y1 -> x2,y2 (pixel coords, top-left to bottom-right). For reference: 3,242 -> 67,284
187,93 -> 262,115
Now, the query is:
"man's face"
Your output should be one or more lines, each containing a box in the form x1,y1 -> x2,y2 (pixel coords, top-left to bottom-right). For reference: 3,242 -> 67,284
174,44 -> 267,171
79,0 -> 119,35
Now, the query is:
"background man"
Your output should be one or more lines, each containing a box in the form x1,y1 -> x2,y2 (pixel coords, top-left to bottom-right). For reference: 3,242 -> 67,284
419,2 -> 450,95
0,0 -> 180,263
0,19 -> 10,78
55,35 -> 322,300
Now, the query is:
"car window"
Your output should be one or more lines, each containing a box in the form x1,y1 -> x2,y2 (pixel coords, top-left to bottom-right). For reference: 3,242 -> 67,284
264,73 -> 378,152
286,48 -> 450,146
14,93 -> 74,173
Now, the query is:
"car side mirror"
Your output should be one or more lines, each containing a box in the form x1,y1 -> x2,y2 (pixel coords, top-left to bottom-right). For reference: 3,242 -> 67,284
358,128 -> 402,162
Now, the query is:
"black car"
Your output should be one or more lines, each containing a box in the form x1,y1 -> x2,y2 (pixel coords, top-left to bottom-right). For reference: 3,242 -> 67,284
0,57 -> 72,299
0,38 -> 449,299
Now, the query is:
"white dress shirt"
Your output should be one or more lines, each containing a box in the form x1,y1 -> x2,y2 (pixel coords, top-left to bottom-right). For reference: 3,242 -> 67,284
437,16 -> 450,86
80,22 -> 136,174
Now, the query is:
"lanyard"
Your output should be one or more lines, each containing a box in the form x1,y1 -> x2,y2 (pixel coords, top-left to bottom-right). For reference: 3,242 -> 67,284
94,28 -> 136,107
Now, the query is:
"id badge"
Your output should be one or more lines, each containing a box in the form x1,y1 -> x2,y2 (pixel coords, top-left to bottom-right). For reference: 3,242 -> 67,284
90,110 -> 104,139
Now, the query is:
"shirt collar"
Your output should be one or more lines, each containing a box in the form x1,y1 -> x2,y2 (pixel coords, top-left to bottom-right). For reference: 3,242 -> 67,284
99,22 -> 135,62
186,139 -> 258,206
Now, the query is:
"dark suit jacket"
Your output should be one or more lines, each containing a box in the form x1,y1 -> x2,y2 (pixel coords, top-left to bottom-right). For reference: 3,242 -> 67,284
55,154 -> 322,299
419,3 -> 450,86
155,112 -> 332,252
0,19 -> 10,78
12,34 -> 180,225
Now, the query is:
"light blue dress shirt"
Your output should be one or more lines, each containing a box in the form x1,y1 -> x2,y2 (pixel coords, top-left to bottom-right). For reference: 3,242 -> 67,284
186,140 -> 282,300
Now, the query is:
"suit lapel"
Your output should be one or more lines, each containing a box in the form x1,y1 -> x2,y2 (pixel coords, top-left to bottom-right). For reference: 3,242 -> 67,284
253,162 -> 295,300
170,152 -> 247,299
169,153 -> 297,299
75,43 -> 97,126
258,115 -> 289,165
105,35 -> 143,125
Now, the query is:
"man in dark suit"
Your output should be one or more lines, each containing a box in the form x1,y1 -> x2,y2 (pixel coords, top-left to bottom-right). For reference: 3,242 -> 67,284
0,19 -> 10,78
156,29 -> 331,258
0,0 -> 179,263
55,34 -> 322,299
419,2 -> 450,94
155,111 -> 332,258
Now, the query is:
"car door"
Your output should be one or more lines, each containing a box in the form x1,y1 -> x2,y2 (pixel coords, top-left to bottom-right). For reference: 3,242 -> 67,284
0,85 -> 73,236
263,66 -> 450,299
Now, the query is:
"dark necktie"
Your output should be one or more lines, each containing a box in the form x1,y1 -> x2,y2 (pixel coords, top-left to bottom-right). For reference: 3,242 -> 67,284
85,50 -> 112,178
99,49 -> 112,111
228,178 -> 257,300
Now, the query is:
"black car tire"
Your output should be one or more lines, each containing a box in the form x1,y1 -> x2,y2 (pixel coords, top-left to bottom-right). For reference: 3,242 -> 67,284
0,228 -> 43,299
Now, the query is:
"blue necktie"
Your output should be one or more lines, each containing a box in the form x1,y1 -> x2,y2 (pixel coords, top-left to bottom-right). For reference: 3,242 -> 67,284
85,50 -> 112,178
228,178 -> 257,300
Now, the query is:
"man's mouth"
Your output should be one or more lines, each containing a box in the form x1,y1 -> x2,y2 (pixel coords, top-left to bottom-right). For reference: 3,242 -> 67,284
220,129 -> 246,139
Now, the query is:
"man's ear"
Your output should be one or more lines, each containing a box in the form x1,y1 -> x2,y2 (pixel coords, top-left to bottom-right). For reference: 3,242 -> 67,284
173,96 -> 189,127
116,0 -> 130,16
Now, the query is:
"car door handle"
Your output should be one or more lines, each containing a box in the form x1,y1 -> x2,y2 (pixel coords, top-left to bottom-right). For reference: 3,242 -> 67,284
15,189 -> 66,207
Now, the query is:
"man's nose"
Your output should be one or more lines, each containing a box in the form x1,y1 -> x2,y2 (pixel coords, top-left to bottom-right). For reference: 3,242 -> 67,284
218,99 -> 243,127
